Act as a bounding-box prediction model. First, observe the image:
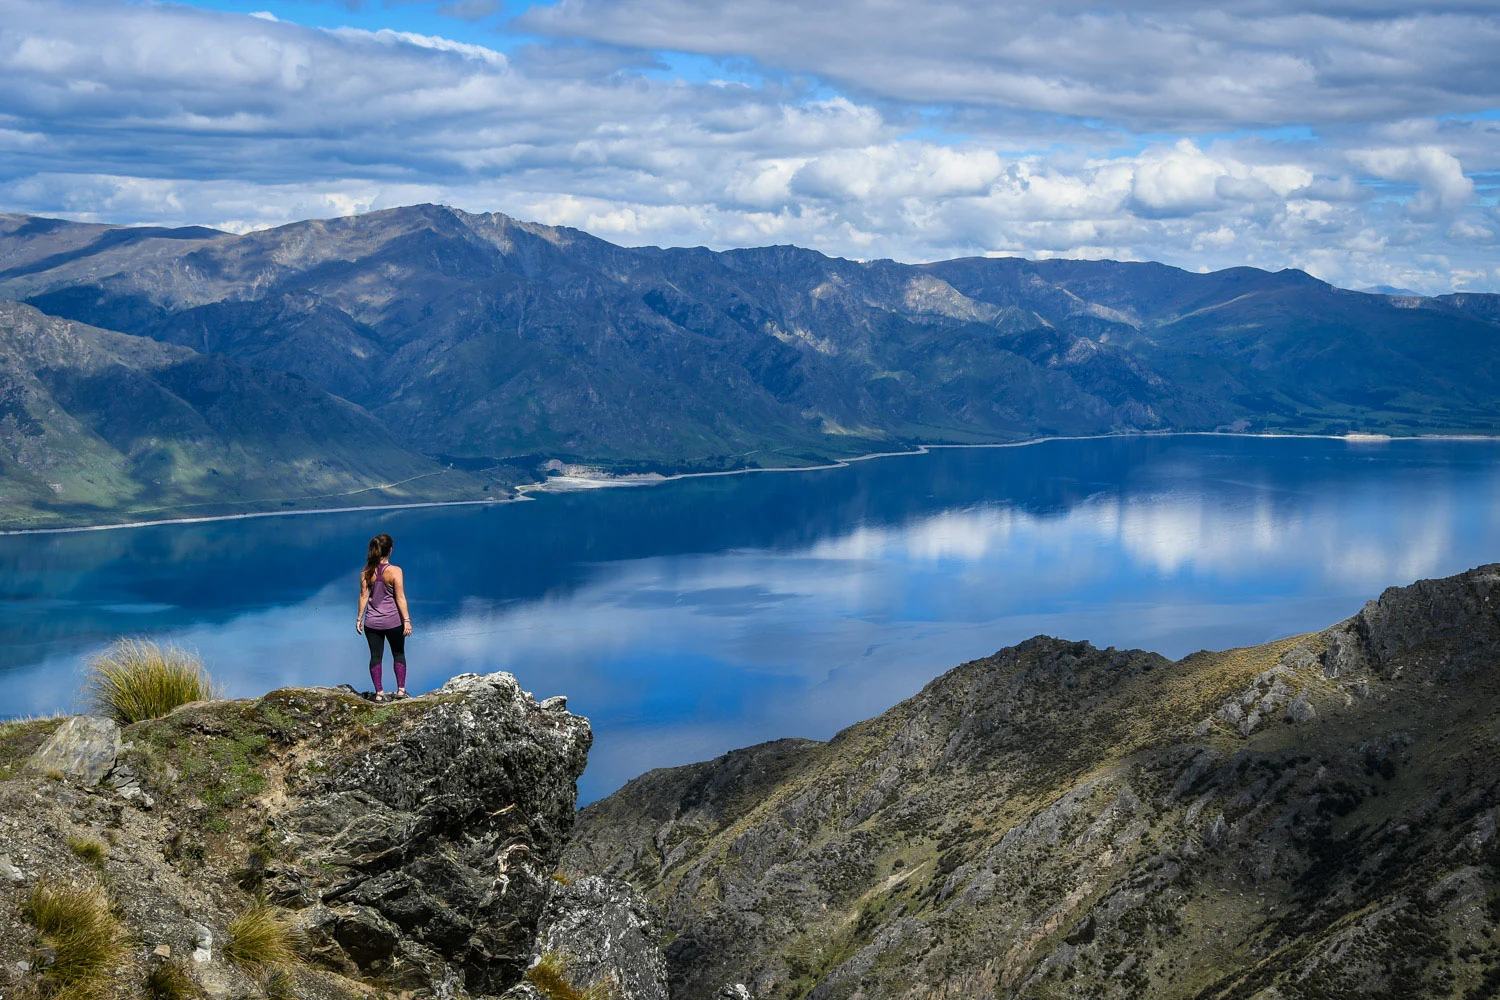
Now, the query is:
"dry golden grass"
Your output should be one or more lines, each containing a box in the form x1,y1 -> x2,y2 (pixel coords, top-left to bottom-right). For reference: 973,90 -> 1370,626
65,836 -> 107,869
224,901 -> 300,972
86,639 -> 216,724
25,879 -> 126,1000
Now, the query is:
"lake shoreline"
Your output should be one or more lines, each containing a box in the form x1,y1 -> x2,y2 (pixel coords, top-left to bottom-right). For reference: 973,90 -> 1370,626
5,429 -> 1498,536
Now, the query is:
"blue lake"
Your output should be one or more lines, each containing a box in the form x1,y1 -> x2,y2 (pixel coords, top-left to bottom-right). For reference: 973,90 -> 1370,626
3,434 -> 1498,801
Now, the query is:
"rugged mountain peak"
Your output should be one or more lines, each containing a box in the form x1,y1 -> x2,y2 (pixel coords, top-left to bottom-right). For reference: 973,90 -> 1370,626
0,671 -> 598,998
567,564 -> 1500,999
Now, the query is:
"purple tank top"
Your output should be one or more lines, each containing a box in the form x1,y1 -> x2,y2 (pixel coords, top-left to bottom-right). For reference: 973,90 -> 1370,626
365,563 -> 401,629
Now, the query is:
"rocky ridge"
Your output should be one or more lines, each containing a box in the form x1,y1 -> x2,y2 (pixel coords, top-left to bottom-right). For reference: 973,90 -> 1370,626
0,671 -> 674,999
567,565 -> 1500,999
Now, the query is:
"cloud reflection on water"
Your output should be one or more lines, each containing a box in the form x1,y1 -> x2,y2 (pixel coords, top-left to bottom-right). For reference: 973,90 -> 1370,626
3,437 -> 1498,800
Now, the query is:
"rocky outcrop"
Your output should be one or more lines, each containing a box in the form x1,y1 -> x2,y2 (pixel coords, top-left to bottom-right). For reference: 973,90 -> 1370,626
25,715 -> 121,785
567,564 -> 1500,999
1,671 -> 592,999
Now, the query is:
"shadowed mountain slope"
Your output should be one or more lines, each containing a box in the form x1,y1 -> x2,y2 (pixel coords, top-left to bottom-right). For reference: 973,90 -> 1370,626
0,300 -> 484,528
566,565 -> 1500,1000
4,206 -> 1496,489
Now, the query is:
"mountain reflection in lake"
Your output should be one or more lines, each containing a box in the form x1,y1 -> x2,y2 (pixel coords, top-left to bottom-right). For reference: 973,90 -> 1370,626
3,435 -> 1498,801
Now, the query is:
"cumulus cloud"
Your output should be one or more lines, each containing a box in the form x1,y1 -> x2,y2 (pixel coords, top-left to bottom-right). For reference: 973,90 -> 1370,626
0,0 -> 1496,291
518,0 -> 1500,130
1348,146 -> 1476,217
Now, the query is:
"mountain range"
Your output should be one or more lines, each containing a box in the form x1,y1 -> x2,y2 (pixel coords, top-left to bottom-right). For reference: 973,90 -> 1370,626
2,205 -> 1498,527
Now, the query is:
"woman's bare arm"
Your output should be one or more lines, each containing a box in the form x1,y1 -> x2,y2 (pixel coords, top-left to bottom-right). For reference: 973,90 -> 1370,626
356,573 -> 369,634
390,566 -> 412,637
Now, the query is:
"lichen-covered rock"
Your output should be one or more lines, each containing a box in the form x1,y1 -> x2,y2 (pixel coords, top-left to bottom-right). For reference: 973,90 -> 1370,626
530,876 -> 669,1000
26,715 -> 120,785
0,670 -> 589,1000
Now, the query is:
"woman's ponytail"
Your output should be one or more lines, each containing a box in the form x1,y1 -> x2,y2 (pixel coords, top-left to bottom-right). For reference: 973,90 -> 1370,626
364,533 -> 394,586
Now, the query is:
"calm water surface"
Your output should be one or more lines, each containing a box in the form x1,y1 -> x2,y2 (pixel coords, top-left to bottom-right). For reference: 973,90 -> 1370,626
3,435 -> 1498,801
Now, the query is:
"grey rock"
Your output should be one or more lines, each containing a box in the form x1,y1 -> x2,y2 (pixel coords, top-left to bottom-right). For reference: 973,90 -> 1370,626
1286,696 -> 1317,724
27,716 -> 121,786
540,695 -> 569,712
0,855 -> 23,883
189,921 -> 212,964
533,876 -> 670,1000
715,986 -> 753,999
266,671 -> 592,995
334,905 -> 401,968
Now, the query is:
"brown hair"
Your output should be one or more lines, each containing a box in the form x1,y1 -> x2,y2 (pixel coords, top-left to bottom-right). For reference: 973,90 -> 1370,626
363,533 -> 394,586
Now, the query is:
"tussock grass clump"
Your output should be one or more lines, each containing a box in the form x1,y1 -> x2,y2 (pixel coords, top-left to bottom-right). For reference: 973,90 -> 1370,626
261,967 -> 298,1000
224,901 -> 299,971
65,836 -> 107,869
86,639 -> 216,724
25,879 -> 125,999
143,960 -> 204,1000
526,952 -> 616,1000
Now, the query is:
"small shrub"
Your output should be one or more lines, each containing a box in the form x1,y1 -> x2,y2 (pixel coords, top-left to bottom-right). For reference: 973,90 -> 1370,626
526,952 -> 616,1000
551,871 -> 574,886
86,639 -> 216,724
24,879 -> 125,999
143,960 -> 203,1000
66,836 -> 107,869
224,901 -> 298,971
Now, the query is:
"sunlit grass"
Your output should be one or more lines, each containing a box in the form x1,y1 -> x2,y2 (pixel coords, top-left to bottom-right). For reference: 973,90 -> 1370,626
224,900 -> 299,971
86,639 -> 216,724
65,836 -> 107,869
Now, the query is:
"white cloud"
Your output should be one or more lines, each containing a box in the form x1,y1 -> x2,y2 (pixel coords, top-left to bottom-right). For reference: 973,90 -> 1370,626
0,0 -> 1496,291
1348,145 -> 1476,217
518,0 -> 1500,129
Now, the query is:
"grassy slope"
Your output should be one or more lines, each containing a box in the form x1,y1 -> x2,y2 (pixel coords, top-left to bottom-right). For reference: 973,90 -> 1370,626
0,301 -> 506,529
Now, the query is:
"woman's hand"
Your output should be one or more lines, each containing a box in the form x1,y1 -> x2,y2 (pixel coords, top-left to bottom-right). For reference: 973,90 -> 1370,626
403,620 -> 413,638
356,619 -> 364,635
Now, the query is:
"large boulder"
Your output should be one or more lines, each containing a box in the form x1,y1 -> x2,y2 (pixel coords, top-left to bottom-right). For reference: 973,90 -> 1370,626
26,716 -> 120,785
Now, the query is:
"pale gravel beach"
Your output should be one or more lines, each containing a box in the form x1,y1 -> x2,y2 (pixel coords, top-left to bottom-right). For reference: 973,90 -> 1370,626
4,430 -> 1497,537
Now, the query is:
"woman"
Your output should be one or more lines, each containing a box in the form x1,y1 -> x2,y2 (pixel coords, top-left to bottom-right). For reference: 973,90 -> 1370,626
356,533 -> 412,702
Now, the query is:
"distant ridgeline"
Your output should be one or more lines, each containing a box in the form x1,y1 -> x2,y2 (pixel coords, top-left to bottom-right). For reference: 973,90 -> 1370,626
2,205 -> 1498,527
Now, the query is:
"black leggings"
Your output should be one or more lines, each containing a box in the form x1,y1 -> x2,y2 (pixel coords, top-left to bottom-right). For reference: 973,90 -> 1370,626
365,626 -> 407,693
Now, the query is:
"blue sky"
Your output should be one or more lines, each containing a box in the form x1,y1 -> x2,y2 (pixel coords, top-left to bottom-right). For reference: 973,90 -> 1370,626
2,0 -> 1499,291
